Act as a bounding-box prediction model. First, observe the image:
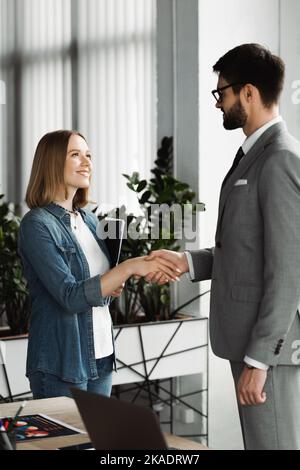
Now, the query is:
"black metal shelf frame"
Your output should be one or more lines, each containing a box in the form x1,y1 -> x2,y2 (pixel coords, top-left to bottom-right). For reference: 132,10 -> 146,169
112,317 -> 209,446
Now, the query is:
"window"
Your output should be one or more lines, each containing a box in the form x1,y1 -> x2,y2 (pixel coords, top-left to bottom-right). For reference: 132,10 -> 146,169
0,0 -> 157,211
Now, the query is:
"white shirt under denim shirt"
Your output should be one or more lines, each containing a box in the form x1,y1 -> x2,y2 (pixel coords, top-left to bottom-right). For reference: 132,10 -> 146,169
185,116 -> 283,371
70,212 -> 113,359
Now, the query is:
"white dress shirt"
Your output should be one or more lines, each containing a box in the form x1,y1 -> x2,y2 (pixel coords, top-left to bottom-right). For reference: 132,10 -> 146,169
186,116 -> 283,370
241,115 -> 283,155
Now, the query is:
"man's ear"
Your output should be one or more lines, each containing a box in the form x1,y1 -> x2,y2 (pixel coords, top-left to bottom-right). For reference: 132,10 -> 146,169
243,84 -> 253,101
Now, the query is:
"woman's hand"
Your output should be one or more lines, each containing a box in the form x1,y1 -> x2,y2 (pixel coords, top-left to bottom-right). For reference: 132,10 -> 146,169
111,283 -> 125,297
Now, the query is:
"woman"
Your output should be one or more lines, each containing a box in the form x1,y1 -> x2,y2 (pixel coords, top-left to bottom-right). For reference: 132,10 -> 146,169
18,130 -> 179,399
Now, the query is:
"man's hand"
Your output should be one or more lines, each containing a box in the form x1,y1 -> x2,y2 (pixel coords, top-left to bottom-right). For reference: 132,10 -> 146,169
237,366 -> 267,406
144,249 -> 189,284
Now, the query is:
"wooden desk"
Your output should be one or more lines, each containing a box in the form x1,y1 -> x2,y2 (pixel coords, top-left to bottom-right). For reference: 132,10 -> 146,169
0,397 -> 208,450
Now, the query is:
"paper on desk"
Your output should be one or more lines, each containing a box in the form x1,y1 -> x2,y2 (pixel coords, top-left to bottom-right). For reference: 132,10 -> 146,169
0,413 -> 86,441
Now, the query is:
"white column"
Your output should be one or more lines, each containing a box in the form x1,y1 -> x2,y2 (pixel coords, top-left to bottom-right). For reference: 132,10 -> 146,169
157,0 -> 201,316
174,0 -> 201,315
157,0 -> 174,143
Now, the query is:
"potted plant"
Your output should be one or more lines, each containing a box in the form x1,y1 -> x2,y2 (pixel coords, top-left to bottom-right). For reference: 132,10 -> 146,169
96,137 -> 208,399
0,194 -> 30,335
98,136 -> 205,325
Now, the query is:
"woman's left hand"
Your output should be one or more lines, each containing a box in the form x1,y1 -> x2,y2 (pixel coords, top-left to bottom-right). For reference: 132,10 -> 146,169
111,283 -> 125,297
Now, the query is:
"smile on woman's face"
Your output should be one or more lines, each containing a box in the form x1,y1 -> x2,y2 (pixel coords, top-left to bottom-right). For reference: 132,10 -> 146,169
64,134 -> 92,190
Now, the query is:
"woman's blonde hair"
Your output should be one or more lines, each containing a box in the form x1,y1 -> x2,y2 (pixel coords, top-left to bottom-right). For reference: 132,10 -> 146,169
26,130 -> 90,209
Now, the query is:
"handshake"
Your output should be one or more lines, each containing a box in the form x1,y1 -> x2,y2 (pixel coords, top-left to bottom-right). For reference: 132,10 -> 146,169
132,249 -> 189,285
108,250 -> 189,298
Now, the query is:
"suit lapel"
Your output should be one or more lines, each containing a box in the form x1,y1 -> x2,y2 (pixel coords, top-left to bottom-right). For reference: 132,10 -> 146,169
216,121 -> 287,237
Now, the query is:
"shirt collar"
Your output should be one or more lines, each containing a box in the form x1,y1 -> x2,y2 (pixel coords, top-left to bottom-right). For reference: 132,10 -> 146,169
45,202 -> 87,220
242,115 -> 283,156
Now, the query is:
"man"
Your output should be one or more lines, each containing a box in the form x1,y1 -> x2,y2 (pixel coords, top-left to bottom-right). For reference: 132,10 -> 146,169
147,44 -> 300,450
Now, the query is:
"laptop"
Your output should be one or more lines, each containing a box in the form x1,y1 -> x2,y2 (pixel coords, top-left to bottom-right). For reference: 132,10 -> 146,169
70,387 -> 168,450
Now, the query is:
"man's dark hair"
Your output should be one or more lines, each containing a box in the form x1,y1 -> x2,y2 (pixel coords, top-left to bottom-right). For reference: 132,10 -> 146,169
213,43 -> 285,107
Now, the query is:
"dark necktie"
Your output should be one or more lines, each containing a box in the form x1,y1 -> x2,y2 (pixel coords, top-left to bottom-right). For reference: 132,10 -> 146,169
221,146 -> 245,189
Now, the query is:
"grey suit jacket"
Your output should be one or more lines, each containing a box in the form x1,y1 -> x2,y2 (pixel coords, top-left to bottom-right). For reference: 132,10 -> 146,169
189,122 -> 300,365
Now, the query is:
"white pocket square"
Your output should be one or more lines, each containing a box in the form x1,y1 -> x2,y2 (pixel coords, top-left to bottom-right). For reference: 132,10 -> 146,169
234,179 -> 248,186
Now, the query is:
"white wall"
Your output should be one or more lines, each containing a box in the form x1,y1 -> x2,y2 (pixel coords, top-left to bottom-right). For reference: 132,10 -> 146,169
157,0 -> 289,448
280,0 -> 300,141
198,0 -> 280,450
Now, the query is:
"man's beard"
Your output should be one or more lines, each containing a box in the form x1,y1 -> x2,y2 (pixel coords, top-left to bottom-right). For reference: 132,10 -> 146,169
222,99 -> 247,130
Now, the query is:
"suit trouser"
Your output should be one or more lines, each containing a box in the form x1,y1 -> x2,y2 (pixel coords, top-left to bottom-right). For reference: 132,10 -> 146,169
230,361 -> 300,450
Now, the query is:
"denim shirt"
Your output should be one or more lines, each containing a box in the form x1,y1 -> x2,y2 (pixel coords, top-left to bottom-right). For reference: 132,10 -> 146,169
18,202 -> 114,383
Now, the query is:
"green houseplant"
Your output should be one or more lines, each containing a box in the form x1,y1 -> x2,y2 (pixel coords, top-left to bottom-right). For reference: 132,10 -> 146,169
98,137 -> 205,325
0,195 -> 30,334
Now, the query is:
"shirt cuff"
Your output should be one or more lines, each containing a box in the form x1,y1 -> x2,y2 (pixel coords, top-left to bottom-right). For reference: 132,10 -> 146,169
184,251 -> 195,281
84,274 -> 107,307
244,355 -> 269,371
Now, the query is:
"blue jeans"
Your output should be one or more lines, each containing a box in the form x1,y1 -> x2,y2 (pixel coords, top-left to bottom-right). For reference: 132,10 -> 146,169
29,354 -> 113,399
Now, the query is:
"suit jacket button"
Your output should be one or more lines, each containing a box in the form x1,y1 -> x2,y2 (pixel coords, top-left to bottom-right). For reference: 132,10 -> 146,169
278,339 -> 284,344
216,241 -> 222,248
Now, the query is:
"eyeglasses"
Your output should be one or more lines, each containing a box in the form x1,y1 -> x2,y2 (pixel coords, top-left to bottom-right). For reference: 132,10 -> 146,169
211,82 -> 244,103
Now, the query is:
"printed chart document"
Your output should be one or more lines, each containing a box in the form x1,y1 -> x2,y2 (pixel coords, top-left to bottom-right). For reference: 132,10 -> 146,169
0,414 -> 85,441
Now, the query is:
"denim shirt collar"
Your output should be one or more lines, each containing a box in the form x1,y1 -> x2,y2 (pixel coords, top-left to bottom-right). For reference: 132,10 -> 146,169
44,202 -> 111,265
45,202 -> 88,221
